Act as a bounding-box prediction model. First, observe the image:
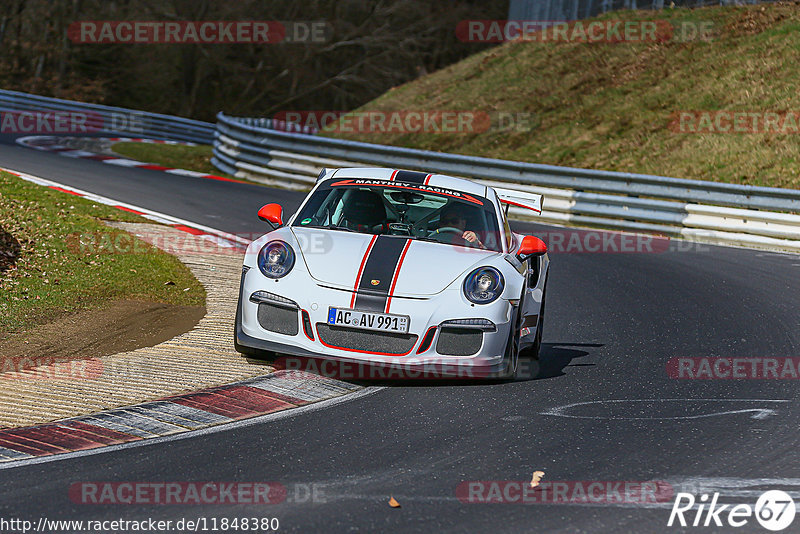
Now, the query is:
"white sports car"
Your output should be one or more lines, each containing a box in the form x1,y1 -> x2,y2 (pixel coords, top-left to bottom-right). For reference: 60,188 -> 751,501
234,167 -> 549,379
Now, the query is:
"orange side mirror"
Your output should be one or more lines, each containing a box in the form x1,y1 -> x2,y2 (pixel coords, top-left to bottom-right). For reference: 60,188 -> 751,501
518,235 -> 547,258
258,204 -> 283,226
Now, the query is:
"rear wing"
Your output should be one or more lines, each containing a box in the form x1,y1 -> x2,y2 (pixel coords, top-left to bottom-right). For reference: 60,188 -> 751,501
493,187 -> 543,215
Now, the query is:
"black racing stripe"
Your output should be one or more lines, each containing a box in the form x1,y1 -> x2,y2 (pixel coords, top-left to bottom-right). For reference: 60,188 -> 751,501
353,236 -> 409,312
394,170 -> 428,184
351,292 -> 387,313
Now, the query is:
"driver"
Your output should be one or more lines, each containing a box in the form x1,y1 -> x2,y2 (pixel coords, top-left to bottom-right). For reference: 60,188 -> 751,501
434,204 -> 485,248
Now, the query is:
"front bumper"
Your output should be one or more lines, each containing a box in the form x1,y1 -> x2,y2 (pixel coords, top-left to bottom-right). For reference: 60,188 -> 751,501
235,267 -> 514,378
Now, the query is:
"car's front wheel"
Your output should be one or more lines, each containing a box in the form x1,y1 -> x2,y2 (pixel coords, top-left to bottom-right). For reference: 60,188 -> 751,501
499,305 -> 523,380
234,294 -> 277,360
516,285 -> 547,380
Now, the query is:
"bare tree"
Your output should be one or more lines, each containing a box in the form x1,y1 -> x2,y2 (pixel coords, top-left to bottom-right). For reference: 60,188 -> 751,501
0,0 -> 508,120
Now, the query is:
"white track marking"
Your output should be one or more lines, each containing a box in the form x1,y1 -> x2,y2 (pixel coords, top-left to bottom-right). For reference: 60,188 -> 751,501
101,158 -> 147,167
1,167 -> 252,247
90,409 -> 188,436
0,446 -> 32,460
246,376 -> 359,401
137,401 -> 232,425
165,168 -> 210,178
541,399 -> 790,420
78,415 -> 155,438
58,150 -> 97,158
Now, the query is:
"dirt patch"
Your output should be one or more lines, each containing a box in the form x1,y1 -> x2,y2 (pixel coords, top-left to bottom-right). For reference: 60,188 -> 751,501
0,300 -> 205,361
725,4 -> 793,36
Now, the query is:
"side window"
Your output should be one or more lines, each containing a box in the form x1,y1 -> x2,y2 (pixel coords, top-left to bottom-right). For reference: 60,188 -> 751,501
329,191 -> 347,225
314,189 -> 344,225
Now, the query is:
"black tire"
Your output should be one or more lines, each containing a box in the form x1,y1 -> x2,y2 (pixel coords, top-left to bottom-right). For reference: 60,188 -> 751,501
499,305 -> 522,379
234,295 -> 276,360
234,334 -> 264,358
529,285 -> 547,361
234,334 -> 279,361
517,284 -> 546,380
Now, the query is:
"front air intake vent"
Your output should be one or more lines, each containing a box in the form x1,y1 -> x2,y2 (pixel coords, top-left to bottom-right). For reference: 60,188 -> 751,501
257,302 -> 299,336
436,327 -> 482,356
316,324 -> 417,355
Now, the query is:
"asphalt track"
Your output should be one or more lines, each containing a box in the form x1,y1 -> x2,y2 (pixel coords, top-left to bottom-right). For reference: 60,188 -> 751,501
1,137 -> 799,533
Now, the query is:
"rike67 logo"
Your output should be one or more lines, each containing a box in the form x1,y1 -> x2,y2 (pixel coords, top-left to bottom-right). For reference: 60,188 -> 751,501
668,490 -> 796,531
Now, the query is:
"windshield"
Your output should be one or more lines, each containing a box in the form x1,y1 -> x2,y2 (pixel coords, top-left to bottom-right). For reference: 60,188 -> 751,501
292,178 -> 503,252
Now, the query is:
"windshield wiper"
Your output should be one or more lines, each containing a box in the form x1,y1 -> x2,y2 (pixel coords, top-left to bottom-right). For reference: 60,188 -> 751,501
411,236 -> 442,244
322,224 -> 358,232
300,224 -> 357,233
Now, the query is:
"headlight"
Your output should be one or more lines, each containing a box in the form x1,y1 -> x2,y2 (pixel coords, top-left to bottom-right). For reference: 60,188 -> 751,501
463,267 -> 504,304
257,241 -> 295,279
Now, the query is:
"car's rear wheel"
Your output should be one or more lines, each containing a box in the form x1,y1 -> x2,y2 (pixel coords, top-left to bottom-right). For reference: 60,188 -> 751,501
528,285 -> 547,361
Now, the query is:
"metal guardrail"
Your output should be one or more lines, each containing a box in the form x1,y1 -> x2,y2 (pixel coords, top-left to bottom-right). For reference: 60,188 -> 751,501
0,90 -> 214,144
8,92 -> 796,250
213,113 -> 800,252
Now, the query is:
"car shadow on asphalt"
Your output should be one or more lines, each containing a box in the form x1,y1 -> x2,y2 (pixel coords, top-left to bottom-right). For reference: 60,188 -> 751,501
518,342 -> 602,382
348,342 -> 603,388
256,342 -> 603,388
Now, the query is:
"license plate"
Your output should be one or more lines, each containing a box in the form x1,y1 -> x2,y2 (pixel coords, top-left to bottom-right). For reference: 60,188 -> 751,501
327,307 -> 409,334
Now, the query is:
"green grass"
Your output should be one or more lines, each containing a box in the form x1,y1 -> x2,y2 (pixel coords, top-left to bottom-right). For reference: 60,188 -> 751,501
322,4 -> 800,190
0,171 -> 205,335
112,142 -> 236,179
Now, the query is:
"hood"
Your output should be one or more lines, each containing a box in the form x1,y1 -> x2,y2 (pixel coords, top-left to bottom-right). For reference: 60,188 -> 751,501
291,227 -> 500,297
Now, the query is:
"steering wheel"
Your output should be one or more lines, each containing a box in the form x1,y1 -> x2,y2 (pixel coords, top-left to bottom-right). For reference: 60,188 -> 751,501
433,227 -> 463,235
430,227 -> 470,245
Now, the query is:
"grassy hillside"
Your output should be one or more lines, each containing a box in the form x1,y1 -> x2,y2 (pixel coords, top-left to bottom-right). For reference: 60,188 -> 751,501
326,3 -> 800,189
